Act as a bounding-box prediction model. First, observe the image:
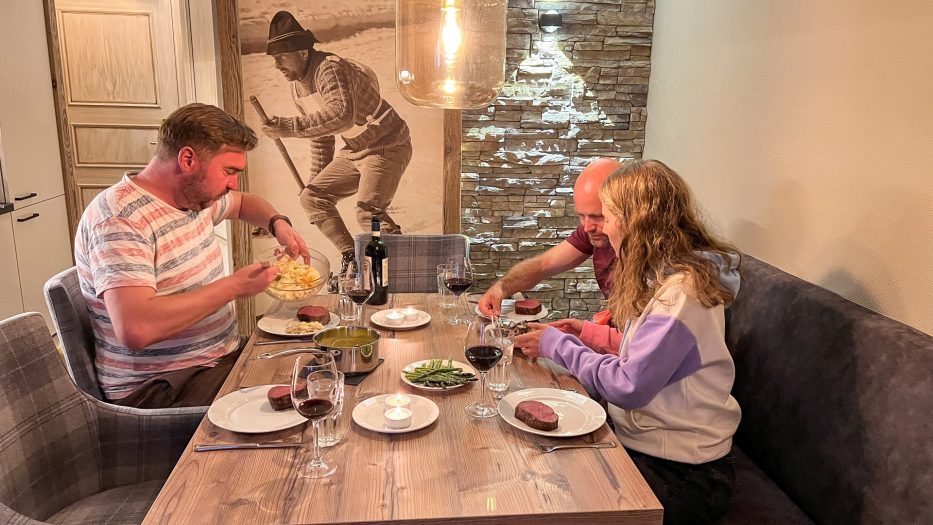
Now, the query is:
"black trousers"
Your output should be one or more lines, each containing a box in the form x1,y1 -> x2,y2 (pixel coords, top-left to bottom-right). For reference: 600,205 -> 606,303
626,447 -> 735,525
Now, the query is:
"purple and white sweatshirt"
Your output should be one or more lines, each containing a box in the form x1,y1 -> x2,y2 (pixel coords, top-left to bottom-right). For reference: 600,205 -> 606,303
539,252 -> 742,464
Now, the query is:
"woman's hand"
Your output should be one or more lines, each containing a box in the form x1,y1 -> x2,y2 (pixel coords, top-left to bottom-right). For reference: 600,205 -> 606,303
549,318 -> 584,337
513,322 -> 549,358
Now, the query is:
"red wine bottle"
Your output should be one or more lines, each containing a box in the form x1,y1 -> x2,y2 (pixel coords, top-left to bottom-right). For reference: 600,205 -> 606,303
365,215 -> 388,305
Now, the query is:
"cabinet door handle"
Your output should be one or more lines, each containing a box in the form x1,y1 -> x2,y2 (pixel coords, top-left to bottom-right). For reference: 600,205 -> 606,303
14,192 -> 38,201
16,213 -> 40,222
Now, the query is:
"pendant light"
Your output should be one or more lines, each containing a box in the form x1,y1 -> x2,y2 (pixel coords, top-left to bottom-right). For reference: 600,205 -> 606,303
396,0 -> 507,109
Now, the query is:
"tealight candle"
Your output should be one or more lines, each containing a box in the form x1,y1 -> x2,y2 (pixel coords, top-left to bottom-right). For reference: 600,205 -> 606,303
384,393 -> 412,410
384,407 -> 412,429
384,310 -> 405,326
401,306 -> 420,321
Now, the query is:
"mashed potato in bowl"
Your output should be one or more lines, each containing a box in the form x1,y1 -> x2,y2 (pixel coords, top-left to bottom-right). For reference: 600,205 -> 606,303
265,256 -> 324,302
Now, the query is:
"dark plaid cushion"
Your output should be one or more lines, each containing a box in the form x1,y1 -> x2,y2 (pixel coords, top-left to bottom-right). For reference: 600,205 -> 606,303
0,313 -> 204,523
354,234 -> 469,293
46,480 -> 163,525
43,266 -> 103,400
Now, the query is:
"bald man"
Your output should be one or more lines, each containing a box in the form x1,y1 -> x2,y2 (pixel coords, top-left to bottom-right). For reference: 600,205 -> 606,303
478,158 -> 623,317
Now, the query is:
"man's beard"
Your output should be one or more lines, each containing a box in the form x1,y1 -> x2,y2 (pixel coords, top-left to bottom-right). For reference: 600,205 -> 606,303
178,172 -> 226,212
589,234 -> 610,248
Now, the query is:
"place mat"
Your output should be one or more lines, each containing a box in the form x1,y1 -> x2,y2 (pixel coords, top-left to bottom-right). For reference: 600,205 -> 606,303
344,358 -> 385,386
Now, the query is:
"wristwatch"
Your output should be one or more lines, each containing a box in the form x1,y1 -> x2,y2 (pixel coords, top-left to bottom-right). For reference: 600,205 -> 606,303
268,214 -> 291,236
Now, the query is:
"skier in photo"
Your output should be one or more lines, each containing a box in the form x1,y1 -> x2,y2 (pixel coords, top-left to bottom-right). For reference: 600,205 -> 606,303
260,11 -> 412,287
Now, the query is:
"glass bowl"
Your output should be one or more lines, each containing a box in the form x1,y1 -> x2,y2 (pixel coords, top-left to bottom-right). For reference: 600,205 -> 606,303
257,246 -> 331,303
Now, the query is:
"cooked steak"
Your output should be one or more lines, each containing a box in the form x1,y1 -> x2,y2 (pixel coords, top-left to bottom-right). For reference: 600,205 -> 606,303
514,299 -> 542,315
296,305 -> 330,323
266,385 -> 293,411
514,400 -> 559,431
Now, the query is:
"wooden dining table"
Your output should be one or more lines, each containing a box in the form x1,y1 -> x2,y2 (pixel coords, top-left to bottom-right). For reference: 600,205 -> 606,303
143,293 -> 663,525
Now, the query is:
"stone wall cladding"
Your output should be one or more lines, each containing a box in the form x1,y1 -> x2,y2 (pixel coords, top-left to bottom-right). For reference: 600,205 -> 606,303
462,0 -> 655,320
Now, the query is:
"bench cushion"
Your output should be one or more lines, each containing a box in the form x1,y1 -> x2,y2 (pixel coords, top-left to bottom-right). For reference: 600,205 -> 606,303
714,448 -> 814,525
726,256 -> 933,524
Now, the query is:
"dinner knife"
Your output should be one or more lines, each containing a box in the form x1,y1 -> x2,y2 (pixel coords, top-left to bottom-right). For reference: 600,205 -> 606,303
254,338 -> 317,346
193,443 -> 301,452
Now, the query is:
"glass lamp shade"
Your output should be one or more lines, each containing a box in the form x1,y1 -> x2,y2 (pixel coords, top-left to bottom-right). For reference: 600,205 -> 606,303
396,0 -> 507,109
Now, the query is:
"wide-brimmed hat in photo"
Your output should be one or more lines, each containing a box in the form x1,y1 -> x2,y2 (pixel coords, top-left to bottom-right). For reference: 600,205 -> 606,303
266,11 -> 318,55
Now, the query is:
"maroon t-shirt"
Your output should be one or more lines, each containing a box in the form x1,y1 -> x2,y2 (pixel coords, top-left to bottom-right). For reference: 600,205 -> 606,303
565,225 -> 616,298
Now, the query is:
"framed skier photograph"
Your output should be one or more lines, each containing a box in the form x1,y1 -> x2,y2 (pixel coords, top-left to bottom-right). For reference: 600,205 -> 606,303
216,0 -> 458,317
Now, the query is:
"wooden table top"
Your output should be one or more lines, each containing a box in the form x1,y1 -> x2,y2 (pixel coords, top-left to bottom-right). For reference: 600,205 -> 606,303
143,293 -> 663,525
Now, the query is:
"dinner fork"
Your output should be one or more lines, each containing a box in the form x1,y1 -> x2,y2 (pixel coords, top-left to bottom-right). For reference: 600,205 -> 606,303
533,441 -> 617,453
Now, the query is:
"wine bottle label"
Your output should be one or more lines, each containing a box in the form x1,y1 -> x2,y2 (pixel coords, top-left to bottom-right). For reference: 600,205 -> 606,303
383,258 -> 389,286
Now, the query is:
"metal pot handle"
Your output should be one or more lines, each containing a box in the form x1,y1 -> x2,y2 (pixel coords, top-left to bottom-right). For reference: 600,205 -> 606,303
256,345 -> 320,360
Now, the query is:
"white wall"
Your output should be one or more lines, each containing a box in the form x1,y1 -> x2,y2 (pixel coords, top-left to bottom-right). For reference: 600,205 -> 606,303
644,1 -> 933,335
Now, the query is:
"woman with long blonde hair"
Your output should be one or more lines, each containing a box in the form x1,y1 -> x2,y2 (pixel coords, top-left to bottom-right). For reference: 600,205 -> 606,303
516,159 -> 742,524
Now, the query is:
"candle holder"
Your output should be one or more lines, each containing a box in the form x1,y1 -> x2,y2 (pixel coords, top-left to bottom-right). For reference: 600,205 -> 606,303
384,393 -> 412,410
401,307 -> 420,321
384,407 -> 413,429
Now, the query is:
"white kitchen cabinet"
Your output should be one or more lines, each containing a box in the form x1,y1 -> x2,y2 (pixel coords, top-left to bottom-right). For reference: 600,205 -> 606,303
11,196 -> 73,327
0,214 -> 24,319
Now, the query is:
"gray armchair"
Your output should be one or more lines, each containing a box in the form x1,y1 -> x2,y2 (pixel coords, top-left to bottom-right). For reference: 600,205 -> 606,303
0,312 -> 204,524
43,266 -> 103,400
353,234 -> 470,293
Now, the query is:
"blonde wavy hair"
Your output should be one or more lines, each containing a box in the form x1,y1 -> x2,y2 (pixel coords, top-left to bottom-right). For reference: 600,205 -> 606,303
599,159 -> 739,323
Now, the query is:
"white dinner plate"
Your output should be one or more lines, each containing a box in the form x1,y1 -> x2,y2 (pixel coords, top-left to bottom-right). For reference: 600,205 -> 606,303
351,394 -> 439,434
257,311 -> 339,337
498,388 -> 606,437
207,385 -> 307,434
370,308 -> 431,330
474,301 -> 549,323
400,359 -> 478,391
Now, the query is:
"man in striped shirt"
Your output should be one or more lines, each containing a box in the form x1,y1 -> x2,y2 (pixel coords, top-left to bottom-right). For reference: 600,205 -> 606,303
74,103 -> 309,408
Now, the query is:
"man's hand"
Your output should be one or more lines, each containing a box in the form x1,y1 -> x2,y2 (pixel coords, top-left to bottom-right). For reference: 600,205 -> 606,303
513,322 -> 549,358
273,220 -> 310,263
478,282 -> 507,317
549,318 -> 584,337
261,116 -> 293,140
230,262 -> 279,298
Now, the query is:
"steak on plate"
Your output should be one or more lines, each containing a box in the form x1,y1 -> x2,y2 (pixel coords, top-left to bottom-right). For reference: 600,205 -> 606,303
266,385 -> 293,411
296,305 -> 330,324
514,399 -> 559,431
514,299 -> 542,315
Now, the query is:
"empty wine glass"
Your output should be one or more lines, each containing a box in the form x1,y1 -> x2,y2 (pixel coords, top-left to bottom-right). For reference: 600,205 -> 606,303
444,257 -> 474,324
341,259 -> 374,325
292,351 -> 339,478
463,316 -> 503,418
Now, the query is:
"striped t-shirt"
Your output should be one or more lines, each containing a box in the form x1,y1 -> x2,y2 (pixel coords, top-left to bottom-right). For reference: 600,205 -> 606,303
74,175 -> 238,401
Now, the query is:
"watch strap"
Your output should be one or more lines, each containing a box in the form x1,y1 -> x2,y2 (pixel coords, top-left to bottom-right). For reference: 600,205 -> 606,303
268,214 -> 291,236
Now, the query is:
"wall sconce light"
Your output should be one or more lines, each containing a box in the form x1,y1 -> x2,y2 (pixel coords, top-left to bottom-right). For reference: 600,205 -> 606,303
538,10 -> 562,33
396,0 -> 508,109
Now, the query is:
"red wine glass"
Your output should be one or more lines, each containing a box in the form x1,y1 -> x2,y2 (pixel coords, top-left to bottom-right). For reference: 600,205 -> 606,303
291,351 -> 339,478
463,316 -> 503,418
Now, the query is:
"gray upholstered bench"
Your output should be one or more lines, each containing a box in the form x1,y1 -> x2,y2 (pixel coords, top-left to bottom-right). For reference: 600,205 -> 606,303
715,256 -> 932,524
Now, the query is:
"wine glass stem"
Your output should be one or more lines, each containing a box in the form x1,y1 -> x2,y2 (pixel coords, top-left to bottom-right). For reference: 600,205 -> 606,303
311,419 -> 322,465
478,371 -> 488,407
355,303 -> 363,323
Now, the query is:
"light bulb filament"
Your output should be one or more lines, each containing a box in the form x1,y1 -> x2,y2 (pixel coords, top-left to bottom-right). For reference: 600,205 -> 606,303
440,0 -> 461,65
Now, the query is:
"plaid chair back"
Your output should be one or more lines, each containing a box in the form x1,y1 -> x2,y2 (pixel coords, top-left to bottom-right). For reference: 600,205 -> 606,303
44,267 -> 104,400
0,313 -> 103,521
354,234 -> 469,293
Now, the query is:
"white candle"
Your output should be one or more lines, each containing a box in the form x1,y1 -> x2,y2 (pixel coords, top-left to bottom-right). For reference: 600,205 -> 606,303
384,407 -> 412,429
384,393 -> 412,410
401,306 -> 420,321
384,310 -> 405,325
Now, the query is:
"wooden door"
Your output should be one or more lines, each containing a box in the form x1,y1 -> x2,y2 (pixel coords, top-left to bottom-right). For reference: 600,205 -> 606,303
46,0 -> 188,235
